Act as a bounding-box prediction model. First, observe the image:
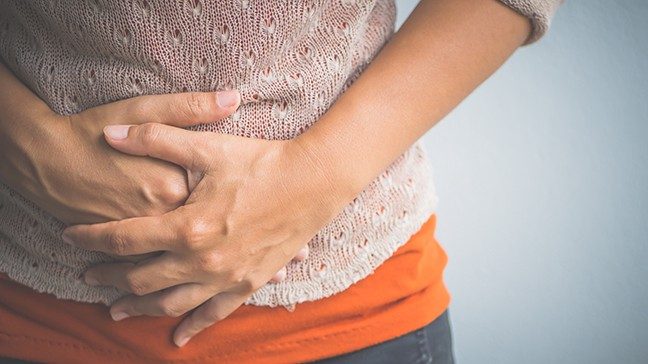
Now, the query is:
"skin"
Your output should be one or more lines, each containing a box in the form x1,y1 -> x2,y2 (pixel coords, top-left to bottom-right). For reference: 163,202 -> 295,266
1,0 -> 530,349
0,64 -> 308,269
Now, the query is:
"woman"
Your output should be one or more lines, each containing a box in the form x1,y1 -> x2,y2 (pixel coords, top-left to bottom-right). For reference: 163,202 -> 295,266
0,0 -> 560,362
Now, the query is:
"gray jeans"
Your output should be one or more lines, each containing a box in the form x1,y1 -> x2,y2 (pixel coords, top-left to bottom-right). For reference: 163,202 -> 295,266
311,310 -> 455,364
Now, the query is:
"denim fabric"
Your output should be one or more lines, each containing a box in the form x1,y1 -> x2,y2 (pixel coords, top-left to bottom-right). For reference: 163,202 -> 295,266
311,310 -> 455,364
0,358 -> 33,364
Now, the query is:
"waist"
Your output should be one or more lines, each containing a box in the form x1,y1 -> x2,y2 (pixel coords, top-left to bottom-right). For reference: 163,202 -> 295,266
0,142 -> 439,307
0,214 -> 451,364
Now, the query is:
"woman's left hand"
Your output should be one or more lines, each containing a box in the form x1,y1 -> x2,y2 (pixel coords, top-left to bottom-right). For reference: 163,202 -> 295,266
61,120 -> 351,347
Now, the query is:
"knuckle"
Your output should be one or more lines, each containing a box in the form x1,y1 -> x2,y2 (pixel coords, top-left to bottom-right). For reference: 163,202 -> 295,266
106,229 -> 129,255
139,123 -> 161,146
159,302 -> 184,318
181,218 -> 211,249
124,272 -> 148,296
139,177 -> 187,214
205,305 -> 226,322
156,178 -> 188,207
211,311 -> 227,322
184,92 -> 215,120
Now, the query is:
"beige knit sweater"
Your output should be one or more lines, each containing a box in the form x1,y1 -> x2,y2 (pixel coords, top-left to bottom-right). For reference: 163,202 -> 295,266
0,0 -> 561,308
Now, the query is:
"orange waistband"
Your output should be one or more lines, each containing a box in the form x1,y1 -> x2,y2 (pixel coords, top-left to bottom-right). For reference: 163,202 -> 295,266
0,214 -> 450,363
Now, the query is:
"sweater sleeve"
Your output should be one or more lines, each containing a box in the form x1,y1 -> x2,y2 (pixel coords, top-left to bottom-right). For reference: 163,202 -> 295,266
498,0 -> 564,44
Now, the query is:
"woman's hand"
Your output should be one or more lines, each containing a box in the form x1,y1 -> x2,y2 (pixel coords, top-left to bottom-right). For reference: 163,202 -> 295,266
0,66 -> 239,225
0,64 -> 308,272
61,121 -> 352,347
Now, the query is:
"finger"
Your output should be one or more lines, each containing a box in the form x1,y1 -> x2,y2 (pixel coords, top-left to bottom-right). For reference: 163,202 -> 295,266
103,122 -> 209,170
269,267 -> 287,283
61,210 -> 184,256
292,246 -> 309,262
173,291 -> 249,347
109,283 -> 210,321
83,253 -> 190,296
88,90 -> 240,128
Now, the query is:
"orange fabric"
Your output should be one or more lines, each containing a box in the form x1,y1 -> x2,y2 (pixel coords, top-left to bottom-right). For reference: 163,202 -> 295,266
0,214 -> 449,364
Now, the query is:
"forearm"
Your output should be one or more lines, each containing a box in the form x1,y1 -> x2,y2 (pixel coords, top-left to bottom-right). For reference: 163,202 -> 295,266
297,0 -> 531,199
0,61 -> 59,200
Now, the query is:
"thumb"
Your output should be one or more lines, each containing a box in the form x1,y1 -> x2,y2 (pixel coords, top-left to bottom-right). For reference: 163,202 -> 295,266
86,90 -> 240,128
103,123 -> 207,171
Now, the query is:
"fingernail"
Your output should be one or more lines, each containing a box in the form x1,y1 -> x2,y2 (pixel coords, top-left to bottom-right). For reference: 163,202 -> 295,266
111,311 -> 130,321
83,274 -> 99,286
103,125 -> 130,140
273,268 -> 287,282
216,90 -> 239,108
176,335 -> 190,347
84,274 -> 99,286
61,231 -> 75,246
295,246 -> 309,261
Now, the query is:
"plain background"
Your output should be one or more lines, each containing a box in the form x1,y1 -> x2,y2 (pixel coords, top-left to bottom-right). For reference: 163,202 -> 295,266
395,1 -> 648,363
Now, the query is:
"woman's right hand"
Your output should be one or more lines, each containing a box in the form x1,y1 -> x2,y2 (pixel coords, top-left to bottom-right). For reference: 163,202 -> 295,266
39,91 -> 241,225
0,62 -> 240,225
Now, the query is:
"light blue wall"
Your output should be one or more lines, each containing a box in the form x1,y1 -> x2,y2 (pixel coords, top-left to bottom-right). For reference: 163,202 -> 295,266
395,1 -> 648,363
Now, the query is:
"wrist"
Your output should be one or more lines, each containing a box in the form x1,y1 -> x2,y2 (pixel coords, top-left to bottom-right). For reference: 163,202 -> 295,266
291,123 -> 366,211
0,112 -> 67,203
0,61 -> 65,199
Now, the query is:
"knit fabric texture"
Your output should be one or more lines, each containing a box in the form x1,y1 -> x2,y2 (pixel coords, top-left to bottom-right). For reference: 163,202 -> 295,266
0,0 -> 559,308
500,0 -> 563,44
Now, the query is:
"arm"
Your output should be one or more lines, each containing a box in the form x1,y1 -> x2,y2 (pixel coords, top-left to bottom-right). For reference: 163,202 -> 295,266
61,0 -> 536,346
297,0 -> 531,199
0,61 -> 58,201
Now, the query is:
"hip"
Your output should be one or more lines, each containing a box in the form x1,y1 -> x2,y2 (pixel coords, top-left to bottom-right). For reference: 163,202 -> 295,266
312,310 -> 455,364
